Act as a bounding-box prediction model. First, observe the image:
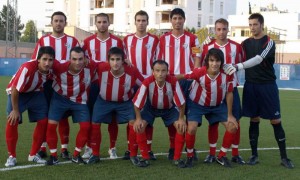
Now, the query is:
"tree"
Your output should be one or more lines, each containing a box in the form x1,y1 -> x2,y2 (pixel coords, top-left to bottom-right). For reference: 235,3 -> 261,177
20,20 -> 37,42
0,4 -> 24,41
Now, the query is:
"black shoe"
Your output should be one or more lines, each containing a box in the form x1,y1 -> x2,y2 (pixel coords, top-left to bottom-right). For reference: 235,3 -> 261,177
247,155 -> 259,165
72,155 -> 86,164
204,154 -> 216,163
130,156 -> 149,167
168,148 -> 174,160
185,157 -> 194,168
216,156 -> 231,167
38,150 -> 47,158
86,155 -> 100,164
281,158 -> 294,169
60,150 -> 71,160
148,151 -> 157,160
123,150 -> 130,160
173,159 -> 186,168
231,155 -> 246,165
46,155 -> 59,165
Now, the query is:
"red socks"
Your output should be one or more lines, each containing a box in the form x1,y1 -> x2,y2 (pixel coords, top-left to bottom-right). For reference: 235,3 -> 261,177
218,130 -> 235,158
30,118 -> 48,156
232,122 -> 240,156
90,123 -> 101,156
108,116 -> 118,149
46,123 -> 58,157
73,122 -> 90,157
126,123 -> 130,151
128,124 -> 137,157
174,132 -> 185,160
58,117 -> 69,152
208,123 -> 219,156
185,132 -> 196,158
168,125 -> 176,149
146,125 -> 153,151
6,121 -> 18,157
136,131 -> 150,160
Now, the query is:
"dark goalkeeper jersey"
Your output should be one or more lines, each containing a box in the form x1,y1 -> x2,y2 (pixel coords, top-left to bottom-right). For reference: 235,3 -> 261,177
242,35 -> 276,83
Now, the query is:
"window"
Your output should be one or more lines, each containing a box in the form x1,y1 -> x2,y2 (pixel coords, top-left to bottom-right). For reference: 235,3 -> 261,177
209,16 -> 213,24
220,2 -> 223,15
197,14 -> 201,27
241,30 -> 250,37
90,16 -> 94,26
95,0 -> 103,8
198,0 -> 202,10
210,0 -> 213,13
156,0 -> 160,6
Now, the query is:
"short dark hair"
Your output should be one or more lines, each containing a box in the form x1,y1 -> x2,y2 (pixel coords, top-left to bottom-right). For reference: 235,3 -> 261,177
170,8 -> 185,19
135,10 -> 149,21
37,46 -> 55,60
70,46 -> 84,55
95,13 -> 109,22
108,47 -> 125,61
152,60 -> 169,70
204,48 -> 224,67
249,13 -> 264,24
51,11 -> 67,22
215,18 -> 229,27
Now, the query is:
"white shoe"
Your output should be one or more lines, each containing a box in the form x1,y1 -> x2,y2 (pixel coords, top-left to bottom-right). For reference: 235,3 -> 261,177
5,156 -> 17,167
82,146 -> 92,159
28,154 -> 47,164
108,147 -> 118,159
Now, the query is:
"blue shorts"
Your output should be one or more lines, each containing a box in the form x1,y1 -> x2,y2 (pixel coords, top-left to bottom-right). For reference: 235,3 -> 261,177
6,91 -> 48,124
87,82 -> 100,116
48,92 -> 90,123
92,96 -> 135,124
43,79 -> 54,105
179,79 -> 193,99
141,100 -> 179,127
224,87 -> 242,120
186,98 -> 227,126
242,81 -> 281,120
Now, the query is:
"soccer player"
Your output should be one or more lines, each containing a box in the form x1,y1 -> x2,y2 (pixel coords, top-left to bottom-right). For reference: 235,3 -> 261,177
200,18 -> 245,165
132,60 -> 186,168
224,13 -> 294,169
82,13 -> 123,159
176,48 -> 238,168
86,47 -> 148,167
123,10 -> 159,160
32,11 -> 80,159
5,46 -> 55,167
157,8 -> 201,160
45,47 -> 97,165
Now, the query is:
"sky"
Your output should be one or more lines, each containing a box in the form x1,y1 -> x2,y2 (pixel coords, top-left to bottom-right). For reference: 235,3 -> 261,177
0,0 -> 299,30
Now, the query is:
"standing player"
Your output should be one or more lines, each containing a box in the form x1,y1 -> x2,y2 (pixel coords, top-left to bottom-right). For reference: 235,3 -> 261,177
133,60 -> 187,168
32,11 -> 80,159
176,48 -> 238,167
86,47 -> 149,167
225,13 -> 294,169
200,18 -> 245,164
123,10 -> 159,160
157,8 -> 201,160
81,13 -> 123,159
45,47 -> 97,165
5,46 -> 55,167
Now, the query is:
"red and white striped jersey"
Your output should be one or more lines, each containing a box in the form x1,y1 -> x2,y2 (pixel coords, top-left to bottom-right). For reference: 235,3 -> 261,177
133,75 -> 185,109
51,60 -> 98,104
32,34 -> 80,62
97,63 -> 144,102
6,60 -> 52,94
185,67 -> 234,106
200,39 -> 245,86
157,31 -> 200,75
82,33 -> 124,62
123,33 -> 159,77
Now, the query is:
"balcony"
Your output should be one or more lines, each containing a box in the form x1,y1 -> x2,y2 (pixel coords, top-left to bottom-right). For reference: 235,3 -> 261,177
95,0 -> 114,8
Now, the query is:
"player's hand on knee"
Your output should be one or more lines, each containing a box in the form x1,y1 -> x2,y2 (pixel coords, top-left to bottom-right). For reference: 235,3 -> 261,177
223,64 -> 237,75
227,115 -> 238,132
133,119 -> 144,133
174,119 -> 186,134
7,110 -> 20,126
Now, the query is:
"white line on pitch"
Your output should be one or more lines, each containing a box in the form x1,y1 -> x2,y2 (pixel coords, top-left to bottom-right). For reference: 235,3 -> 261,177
1,147 -> 299,172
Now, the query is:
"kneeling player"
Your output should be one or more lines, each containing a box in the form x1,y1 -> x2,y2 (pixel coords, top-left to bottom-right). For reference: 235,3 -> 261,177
5,46 -> 55,167
176,48 -> 238,168
133,60 -> 187,168
46,47 -> 97,165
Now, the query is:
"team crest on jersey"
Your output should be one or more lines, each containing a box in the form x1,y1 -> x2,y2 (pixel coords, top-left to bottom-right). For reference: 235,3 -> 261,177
65,43 -> 71,48
219,83 -> 226,89
145,44 -> 151,49
165,90 -> 172,96
182,43 -> 188,49
230,52 -> 236,59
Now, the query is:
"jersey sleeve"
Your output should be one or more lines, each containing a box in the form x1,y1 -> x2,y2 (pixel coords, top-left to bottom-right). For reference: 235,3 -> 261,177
132,82 -> 148,109
172,78 -> 186,107
226,74 -> 235,92
184,67 -> 205,81
260,38 -> 275,59
134,67 -> 144,86
11,65 -> 30,92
